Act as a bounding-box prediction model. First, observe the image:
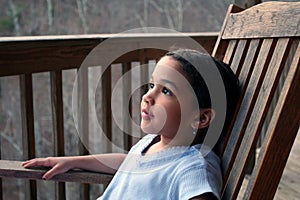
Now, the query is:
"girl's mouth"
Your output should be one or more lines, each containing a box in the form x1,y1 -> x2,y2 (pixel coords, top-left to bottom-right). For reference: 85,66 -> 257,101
141,108 -> 153,120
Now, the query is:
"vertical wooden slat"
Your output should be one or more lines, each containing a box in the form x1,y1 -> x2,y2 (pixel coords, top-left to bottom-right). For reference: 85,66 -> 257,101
223,40 -> 237,65
138,50 -> 149,145
259,40 -> 299,146
0,77 -> 1,200
19,74 -> 37,200
219,39 -> 261,158
223,38 -> 291,200
50,71 -> 66,200
237,39 -> 261,88
221,39 -> 274,184
102,66 -> 112,152
122,63 -> 132,151
0,80 -> 2,200
0,178 -> 1,200
245,42 -> 300,200
229,40 -> 249,76
77,67 -> 89,155
77,67 -> 90,200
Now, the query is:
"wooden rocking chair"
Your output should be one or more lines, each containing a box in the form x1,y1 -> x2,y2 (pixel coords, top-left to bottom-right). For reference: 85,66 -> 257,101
212,1 -> 300,199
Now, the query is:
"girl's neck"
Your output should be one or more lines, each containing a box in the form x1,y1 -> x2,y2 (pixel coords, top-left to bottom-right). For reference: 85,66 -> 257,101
143,135 -> 188,155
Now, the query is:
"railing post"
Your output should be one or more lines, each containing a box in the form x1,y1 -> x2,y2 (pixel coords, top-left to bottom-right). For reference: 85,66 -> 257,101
122,62 -> 132,151
102,66 -> 112,152
50,71 -> 66,200
19,74 -> 37,200
77,67 -> 90,200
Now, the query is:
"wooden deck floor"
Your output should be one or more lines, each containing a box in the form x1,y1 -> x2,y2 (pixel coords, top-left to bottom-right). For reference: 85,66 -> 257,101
274,128 -> 300,200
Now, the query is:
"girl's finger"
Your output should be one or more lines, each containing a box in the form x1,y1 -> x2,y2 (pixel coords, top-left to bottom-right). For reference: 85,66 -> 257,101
42,165 -> 66,180
22,158 -> 50,168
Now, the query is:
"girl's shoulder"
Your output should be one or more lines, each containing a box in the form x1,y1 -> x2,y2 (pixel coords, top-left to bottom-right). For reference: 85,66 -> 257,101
128,134 -> 158,153
177,144 -> 221,172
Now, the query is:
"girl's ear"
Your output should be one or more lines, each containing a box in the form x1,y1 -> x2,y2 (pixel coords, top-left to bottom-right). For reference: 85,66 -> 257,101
191,108 -> 216,129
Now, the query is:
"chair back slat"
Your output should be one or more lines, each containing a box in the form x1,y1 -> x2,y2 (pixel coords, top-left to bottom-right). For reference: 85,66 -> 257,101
223,40 -> 238,65
245,42 -> 300,200
221,39 -> 273,183
212,2 -> 300,199
237,39 -> 260,88
218,39 -> 261,158
229,40 -> 248,75
223,38 -> 292,199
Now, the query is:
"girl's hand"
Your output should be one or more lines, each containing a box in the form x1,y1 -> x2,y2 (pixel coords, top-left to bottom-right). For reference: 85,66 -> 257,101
22,153 -> 126,179
22,157 -> 74,180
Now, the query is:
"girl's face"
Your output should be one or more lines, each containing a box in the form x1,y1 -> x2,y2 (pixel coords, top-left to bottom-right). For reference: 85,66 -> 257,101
140,56 -> 199,143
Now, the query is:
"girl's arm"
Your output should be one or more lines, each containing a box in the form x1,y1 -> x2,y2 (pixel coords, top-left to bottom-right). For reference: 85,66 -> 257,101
22,153 -> 126,180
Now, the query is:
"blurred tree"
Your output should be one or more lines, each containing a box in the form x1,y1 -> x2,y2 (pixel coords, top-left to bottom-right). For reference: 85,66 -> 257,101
46,0 -> 53,34
7,0 -> 20,35
77,0 -> 89,34
0,0 -> 232,36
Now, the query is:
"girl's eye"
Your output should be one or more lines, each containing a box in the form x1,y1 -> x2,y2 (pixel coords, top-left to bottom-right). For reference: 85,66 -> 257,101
162,87 -> 172,96
148,83 -> 154,89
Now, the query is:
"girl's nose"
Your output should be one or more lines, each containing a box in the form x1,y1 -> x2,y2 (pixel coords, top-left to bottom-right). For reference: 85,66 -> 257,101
142,90 -> 155,105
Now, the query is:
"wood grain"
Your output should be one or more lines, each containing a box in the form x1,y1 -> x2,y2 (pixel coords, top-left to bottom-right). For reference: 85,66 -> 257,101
0,160 -> 113,185
0,33 -> 217,77
223,2 -> 300,39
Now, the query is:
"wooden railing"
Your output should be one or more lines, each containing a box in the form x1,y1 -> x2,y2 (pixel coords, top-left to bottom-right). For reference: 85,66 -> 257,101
0,32 -> 218,200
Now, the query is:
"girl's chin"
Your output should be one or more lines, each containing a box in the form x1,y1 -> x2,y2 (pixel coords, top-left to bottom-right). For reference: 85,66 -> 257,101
141,125 -> 159,135
141,127 -> 154,134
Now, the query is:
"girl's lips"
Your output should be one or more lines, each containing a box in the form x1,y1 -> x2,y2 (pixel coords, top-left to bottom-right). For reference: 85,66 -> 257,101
141,108 -> 152,120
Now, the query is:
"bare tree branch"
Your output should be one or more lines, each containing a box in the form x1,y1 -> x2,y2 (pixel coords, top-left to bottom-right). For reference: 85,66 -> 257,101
77,0 -> 89,34
144,0 -> 149,27
149,0 -> 164,13
176,0 -> 183,31
7,0 -> 20,36
46,0 -> 54,33
134,12 -> 146,27
164,3 -> 175,29
1,115 -> 22,155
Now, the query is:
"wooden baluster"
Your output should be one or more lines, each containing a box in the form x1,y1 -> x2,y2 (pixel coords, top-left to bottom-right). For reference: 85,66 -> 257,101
102,66 -> 112,153
50,71 -> 66,200
122,62 -> 132,151
77,67 -> 90,200
138,50 -> 149,145
19,74 -> 37,200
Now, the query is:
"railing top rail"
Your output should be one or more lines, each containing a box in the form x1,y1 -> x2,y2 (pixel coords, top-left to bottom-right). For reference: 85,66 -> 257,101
0,32 -> 218,77
0,32 -> 219,43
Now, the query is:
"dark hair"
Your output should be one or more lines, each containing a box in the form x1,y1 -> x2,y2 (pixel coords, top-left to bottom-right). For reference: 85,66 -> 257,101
164,49 -> 240,151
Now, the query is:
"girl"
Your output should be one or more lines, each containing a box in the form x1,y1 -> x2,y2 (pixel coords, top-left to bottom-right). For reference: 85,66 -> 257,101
23,49 -> 240,200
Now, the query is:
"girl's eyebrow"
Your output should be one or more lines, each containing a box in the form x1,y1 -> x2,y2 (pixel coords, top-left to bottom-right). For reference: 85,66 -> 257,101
151,76 -> 178,91
160,79 -> 178,90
